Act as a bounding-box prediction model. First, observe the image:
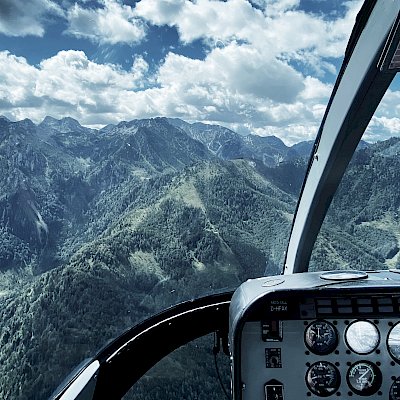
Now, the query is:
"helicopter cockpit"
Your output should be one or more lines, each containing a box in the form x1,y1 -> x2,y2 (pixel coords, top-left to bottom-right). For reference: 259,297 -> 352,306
50,0 -> 400,399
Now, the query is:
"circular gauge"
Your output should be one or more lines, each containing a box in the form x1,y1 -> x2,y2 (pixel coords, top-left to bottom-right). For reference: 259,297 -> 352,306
305,320 -> 338,355
306,361 -> 340,397
347,361 -> 382,396
388,323 -> 400,362
345,320 -> 380,354
390,378 -> 400,400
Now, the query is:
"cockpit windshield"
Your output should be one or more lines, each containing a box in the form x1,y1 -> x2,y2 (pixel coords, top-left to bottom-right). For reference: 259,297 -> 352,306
3,0 -> 400,399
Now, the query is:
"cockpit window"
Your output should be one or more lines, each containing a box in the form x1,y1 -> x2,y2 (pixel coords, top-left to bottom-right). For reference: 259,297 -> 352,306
310,74 -> 400,272
0,0 -> 383,398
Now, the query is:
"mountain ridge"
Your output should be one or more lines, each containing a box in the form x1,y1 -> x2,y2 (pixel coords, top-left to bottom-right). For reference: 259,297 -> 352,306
0,116 -> 312,275
0,115 -> 397,400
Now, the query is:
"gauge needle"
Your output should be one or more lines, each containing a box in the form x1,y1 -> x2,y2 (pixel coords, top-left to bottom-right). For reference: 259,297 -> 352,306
359,370 -> 370,380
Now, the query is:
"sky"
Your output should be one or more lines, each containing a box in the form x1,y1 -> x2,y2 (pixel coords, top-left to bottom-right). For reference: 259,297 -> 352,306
0,0 -> 399,144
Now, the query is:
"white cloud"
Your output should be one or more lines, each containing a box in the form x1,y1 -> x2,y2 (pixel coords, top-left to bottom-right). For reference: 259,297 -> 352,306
262,0 -> 300,15
0,52 -> 39,107
135,0 -> 265,44
3,0 -> 398,145
131,0 -> 367,142
1,45 -> 399,145
135,0 -> 362,74
134,0 -> 185,26
158,44 -> 305,103
0,0 -> 64,37
65,0 -> 146,45
147,44 -> 309,131
300,77 -> 332,100
0,46 -> 317,142
0,0 -> 147,44
0,45 -> 339,143
36,50 -> 145,103
253,123 -> 318,145
0,50 -> 149,125
364,86 -> 400,141
371,117 -> 400,134
144,41 -> 334,143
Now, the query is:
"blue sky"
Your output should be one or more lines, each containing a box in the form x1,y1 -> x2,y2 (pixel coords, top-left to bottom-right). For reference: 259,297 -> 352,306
0,0 -> 398,144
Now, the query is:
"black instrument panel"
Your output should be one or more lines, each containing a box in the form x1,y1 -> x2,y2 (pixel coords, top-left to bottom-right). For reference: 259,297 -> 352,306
301,317 -> 396,398
241,315 -> 400,399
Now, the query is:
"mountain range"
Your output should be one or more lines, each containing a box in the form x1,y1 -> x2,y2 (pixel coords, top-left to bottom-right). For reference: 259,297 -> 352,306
0,115 -> 398,399
0,116 -> 313,276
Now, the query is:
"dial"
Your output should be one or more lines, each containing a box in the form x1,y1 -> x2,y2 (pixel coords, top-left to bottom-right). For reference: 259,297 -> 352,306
390,378 -> 400,400
305,320 -> 338,355
345,320 -> 380,354
347,361 -> 382,396
306,361 -> 340,397
388,323 -> 400,362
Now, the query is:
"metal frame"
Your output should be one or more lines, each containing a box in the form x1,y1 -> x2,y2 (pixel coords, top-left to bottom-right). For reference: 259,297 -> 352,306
284,0 -> 400,275
50,291 -> 233,400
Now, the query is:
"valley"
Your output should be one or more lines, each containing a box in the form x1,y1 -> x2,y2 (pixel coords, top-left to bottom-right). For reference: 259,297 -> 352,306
0,116 -> 397,399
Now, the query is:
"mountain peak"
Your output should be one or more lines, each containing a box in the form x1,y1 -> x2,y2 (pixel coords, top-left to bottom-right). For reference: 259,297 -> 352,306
111,117 -> 173,135
41,116 -> 58,124
39,116 -> 83,133
14,118 -> 36,131
243,134 -> 286,148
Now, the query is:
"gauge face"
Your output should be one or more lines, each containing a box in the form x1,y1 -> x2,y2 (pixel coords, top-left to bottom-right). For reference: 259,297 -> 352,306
388,323 -> 400,362
305,320 -> 338,355
306,361 -> 340,397
345,320 -> 380,354
347,361 -> 382,396
390,378 -> 400,400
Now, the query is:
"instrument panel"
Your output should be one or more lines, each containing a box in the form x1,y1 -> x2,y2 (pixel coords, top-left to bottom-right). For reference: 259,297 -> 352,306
241,315 -> 400,399
229,271 -> 400,400
303,318 -> 397,397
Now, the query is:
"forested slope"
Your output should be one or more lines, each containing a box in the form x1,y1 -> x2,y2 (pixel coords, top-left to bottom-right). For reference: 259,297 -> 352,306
0,117 -> 398,399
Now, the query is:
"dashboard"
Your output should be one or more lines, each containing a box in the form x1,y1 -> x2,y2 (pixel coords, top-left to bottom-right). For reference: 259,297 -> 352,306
229,270 -> 400,400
